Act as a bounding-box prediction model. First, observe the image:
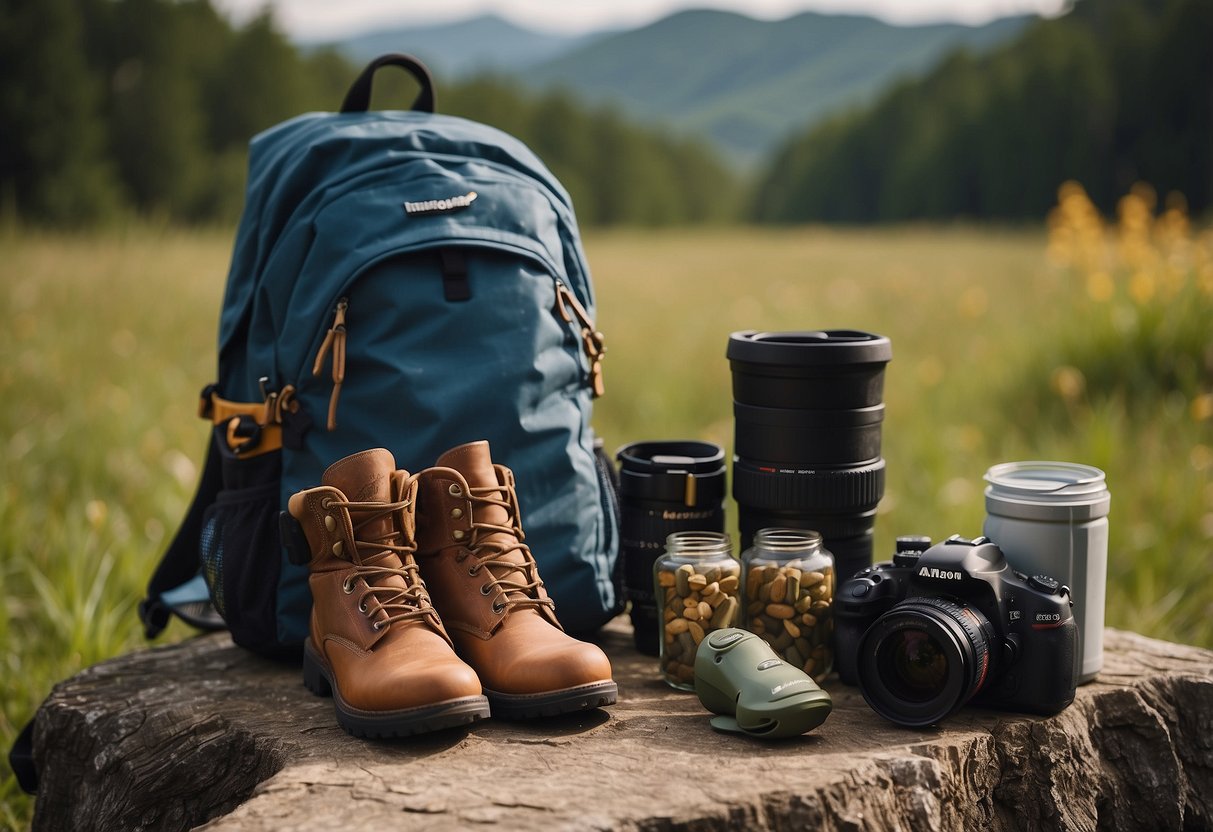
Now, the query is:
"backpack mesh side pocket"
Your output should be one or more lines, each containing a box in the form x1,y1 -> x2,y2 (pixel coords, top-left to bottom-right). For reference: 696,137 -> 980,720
199,429 -> 286,656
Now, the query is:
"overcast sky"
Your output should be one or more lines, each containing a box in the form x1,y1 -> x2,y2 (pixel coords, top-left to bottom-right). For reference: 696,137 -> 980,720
212,0 -> 1071,39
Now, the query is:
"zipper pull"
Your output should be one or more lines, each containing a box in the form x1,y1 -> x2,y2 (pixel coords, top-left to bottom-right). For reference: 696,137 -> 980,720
554,281 -> 606,398
312,298 -> 348,430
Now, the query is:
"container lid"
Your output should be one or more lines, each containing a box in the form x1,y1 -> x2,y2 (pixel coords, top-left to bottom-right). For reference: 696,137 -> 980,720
727,330 -> 892,368
984,461 -> 1110,521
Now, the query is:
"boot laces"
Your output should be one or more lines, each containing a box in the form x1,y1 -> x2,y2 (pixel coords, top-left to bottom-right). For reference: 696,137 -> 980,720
324,486 -> 437,631
462,483 -> 554,615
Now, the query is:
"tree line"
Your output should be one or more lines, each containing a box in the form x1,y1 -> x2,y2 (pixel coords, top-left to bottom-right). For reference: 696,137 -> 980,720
0,0 -> 738,227
3,0 -> 1208,227
752,0 -> 1213,222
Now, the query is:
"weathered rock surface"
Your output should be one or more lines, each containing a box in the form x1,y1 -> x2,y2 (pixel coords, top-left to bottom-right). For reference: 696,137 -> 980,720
29,621 -> 1213,831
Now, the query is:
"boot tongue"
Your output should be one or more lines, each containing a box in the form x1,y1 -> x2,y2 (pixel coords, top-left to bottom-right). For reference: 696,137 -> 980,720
435,441 -> 498,493
436,441 -> 511,529
322,448 -> 397,560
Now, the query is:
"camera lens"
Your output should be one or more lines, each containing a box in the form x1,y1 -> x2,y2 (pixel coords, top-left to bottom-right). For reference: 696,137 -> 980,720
880,628 -> 950,703
727,329 -> 891,579
616,441 -> 726,655
857,597 -> 994,727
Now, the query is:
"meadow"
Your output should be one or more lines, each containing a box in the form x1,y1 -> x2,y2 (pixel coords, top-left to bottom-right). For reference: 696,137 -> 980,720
2,197 -> 1210,827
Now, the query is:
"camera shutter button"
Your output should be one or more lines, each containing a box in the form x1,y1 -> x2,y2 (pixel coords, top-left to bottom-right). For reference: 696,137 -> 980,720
849,582 -> 872,598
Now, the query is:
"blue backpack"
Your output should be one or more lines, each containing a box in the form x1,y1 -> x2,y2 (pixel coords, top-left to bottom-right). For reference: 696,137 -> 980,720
140,55 -> 622,655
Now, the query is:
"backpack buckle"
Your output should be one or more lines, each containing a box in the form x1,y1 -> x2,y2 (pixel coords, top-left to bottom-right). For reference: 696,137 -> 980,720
226,414 -> 263,455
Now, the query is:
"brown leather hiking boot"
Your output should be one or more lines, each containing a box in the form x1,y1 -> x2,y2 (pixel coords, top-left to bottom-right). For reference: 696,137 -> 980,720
414,440 -> 617,719
287,448 -> 488,737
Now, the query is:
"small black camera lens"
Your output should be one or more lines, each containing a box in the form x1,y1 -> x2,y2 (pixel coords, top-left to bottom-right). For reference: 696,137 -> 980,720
616,441 -> 726,655
857,597 -> 995,727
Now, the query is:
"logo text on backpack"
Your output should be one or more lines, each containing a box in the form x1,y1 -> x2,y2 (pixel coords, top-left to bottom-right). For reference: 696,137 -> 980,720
403,191 -> 478,216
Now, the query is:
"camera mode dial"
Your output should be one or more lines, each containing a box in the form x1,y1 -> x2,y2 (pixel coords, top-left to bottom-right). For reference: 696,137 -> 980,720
893,535 -> 932,567
1027,574 -> 1061,595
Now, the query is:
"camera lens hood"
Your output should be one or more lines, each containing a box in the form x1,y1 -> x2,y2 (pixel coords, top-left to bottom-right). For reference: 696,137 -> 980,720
728,330 -> 892,410
727,330 -> 893,367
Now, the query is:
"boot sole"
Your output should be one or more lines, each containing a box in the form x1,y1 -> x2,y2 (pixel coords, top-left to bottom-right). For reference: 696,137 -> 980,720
484,680 -> 618,720
303,642 -> 490,738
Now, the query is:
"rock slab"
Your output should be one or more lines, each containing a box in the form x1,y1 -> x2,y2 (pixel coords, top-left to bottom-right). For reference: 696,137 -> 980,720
29,621 -> 1213,831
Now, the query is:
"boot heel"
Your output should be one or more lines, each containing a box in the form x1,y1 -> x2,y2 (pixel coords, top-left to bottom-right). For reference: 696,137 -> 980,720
302,647 -> 333,697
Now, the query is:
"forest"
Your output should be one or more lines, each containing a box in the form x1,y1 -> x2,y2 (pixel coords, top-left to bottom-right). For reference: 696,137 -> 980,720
753,0 -> 1213,222
0,0 -> 737,227
1,0 -> 1210,227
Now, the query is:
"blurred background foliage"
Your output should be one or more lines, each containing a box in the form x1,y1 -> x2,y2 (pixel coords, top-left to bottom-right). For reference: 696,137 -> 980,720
0,0 -> 739,227
754,0 -> 1213,221
2,0 -> 1210,228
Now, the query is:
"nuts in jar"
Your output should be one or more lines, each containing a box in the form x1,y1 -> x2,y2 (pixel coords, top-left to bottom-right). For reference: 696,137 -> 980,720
654,532 -> 741,690
741,528 -> 834,681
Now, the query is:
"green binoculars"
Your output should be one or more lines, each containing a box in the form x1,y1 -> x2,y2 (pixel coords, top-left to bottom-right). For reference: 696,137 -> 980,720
694,628 -> 833,739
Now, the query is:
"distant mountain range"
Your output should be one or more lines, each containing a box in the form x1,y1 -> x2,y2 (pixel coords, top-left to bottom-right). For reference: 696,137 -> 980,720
305,14 -> 607,78
314,9 -> 1031,165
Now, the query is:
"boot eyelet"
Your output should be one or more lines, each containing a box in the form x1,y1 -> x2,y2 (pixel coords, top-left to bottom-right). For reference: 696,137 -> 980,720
324,515 -> 336,532
358,600 -> 368,613
342,578 -> 355,594
322,498 -> 334,509
450,507 -> 464,519
492,601 -> 506,614
372,620 -> 385,631
452,529 -> 465,541
468,565 -> 478,577
448,483 -> 462,497
479,583 -> 492,596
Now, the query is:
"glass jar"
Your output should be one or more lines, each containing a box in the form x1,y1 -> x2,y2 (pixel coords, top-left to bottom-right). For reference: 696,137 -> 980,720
741,528 -> 834,681
653,531 -> 742,690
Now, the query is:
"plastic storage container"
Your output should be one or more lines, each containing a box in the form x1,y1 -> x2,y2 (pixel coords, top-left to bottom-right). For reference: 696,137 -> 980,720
983,461 -> 1110,684
654,531 -> 741,690
741,528 -> 835,681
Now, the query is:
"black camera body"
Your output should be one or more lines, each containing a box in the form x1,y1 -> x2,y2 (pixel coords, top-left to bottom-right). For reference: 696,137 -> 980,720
835,535 -> 1077,727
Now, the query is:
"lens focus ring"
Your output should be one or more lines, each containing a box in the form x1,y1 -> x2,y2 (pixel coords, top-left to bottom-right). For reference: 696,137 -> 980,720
732,457 -> 885,512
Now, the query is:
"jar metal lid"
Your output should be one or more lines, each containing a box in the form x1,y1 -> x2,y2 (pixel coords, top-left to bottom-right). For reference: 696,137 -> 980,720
984,461 -> 1110,521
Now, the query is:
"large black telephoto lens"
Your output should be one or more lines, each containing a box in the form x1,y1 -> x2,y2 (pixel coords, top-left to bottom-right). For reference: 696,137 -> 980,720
728,329 -> 891,580
856,598 -> 996,727
617,441 -> 726,655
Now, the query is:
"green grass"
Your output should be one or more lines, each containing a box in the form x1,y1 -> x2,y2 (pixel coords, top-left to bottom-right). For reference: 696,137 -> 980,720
2,224 -> 1210,828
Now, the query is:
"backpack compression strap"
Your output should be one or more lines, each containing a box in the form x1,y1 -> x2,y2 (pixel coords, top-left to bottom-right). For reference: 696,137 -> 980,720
199,383 -> 299,458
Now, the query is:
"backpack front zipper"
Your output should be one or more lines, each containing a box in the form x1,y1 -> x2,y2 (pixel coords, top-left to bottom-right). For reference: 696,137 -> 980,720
312,297 -> 348,430
554,279 -> 606,398
308,259 -> 603,434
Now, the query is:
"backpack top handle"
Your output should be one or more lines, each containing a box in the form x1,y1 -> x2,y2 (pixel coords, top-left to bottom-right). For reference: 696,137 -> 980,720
340,53 -> 436,114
